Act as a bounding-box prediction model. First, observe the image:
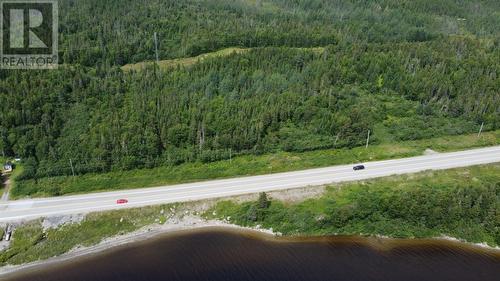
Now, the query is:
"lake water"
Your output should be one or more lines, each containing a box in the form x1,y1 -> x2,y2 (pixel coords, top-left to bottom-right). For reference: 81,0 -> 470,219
4,228 -> 500,281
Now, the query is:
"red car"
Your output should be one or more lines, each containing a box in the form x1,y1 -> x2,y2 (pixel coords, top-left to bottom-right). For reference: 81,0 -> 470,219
116,199 -> 128,204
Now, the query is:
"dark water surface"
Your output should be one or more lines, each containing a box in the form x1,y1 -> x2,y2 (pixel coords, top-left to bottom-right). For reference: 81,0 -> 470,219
5,228 -> 500,281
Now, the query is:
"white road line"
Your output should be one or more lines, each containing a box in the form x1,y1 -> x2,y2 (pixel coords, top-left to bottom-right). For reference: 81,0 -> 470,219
4,150 -> 497,212
0,146 -> 499,222
3,146 -> 499,205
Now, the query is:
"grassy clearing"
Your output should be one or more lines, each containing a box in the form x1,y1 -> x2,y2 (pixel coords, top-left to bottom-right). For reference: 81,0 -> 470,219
121,47 -> 250,72
121,46 -> 325,72
0,204 -> 178,266
207,164 -> 500,247
7,164 -> 23,191
1,162 -> 23,199
11,130 -> 500,199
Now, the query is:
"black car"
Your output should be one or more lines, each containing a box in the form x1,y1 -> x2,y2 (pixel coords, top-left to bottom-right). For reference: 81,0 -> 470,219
353,165 -> 365,171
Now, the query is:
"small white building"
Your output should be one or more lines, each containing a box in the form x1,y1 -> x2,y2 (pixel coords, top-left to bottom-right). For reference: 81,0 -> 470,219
3,163 -> 12,173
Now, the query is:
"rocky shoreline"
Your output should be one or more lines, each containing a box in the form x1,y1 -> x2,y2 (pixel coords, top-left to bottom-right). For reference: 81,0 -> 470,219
0,215 -> 277,278
1,215 -> 500,279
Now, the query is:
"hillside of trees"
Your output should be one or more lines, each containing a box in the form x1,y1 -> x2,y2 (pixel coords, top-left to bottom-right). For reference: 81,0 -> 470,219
0,0 -> 498,181
59,0 -> 500,66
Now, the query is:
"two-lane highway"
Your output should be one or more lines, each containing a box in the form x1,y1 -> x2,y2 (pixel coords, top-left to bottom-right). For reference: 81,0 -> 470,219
1,146 -> 499,222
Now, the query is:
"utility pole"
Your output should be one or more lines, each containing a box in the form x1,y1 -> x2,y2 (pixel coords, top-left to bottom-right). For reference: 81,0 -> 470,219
229,148 -> 232,163
365,130 -> 371,149
69,159 -> 75,177
477,122 -> 484,138
154,32 -> 159,65
334,134 -> 339,147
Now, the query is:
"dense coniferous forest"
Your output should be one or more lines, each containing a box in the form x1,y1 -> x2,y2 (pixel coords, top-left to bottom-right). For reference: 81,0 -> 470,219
0,0 -> 499,180
56,0 -> 500,66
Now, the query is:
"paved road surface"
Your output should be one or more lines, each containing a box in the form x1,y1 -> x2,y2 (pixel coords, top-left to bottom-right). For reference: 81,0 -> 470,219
1,146 -> 499,222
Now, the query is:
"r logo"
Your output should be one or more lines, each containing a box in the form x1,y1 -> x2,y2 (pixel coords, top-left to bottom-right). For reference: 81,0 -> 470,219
10,7 -> 49,49
1,0 -> 58,69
